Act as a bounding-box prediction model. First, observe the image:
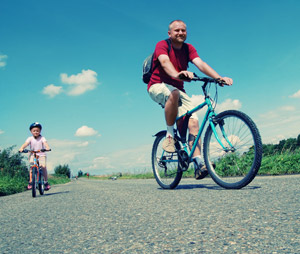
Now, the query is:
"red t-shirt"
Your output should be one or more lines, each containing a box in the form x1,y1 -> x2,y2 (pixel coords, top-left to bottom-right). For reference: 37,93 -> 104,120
147,40 -> 199,92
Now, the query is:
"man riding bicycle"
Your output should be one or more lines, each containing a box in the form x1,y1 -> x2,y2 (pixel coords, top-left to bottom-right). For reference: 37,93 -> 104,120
147,20 -> 233,179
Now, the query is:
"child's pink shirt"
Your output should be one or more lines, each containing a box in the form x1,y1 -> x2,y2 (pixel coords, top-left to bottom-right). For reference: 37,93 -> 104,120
25,135 -> 47,157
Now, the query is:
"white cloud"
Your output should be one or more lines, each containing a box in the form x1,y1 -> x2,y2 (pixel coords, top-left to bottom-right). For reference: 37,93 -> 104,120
89,156 -> 115,170
75,126 -> 98,137
42,84 -> 63,98
259,105 -> 296,121
0,54 -> 8,68
216,99 -> 242,113
0,129 -> 4,134
78,141 -> 89,147
45,139 -> 90,173
191,94 -> 205,106
49,139 -> 90,148
45,140 -> 150,175
279,106 -> 295,111
86,144 -> 152,174
256,106 -> 300,144
290,90 -> 300,98
190,95 -> 242,118
61,69 -> 98,96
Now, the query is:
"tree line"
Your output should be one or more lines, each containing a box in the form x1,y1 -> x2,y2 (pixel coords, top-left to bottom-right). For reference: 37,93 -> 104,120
263,134 -> 300,155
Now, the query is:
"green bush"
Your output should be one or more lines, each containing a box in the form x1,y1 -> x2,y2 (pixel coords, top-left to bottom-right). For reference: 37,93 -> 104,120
0,176 -> 28,196
259,148 -> 300,175
78,170 -> 83,177
0,146 -> 28,179
54,164 -> 71,178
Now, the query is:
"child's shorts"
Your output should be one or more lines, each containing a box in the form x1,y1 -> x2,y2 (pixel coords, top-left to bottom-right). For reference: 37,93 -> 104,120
29,155 -> 46,168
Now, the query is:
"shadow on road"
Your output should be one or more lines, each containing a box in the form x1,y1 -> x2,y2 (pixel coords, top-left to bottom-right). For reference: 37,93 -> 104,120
176,184 -> 224,190
158,184 -> 261,190
44,191 -> 70,196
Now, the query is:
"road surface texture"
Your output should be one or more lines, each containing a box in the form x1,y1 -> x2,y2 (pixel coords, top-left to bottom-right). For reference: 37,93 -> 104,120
0,175 -> 299,253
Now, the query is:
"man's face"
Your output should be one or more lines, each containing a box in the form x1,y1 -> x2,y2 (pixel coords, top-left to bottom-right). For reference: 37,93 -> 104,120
168,21 -> 187,44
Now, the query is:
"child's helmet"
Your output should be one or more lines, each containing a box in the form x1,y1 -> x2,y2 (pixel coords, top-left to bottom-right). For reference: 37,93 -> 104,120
29,122 -> 42,130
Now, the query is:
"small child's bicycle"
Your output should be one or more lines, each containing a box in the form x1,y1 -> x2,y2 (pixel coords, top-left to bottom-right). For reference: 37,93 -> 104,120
21,149 -> 51,197
151,74 -> 263,189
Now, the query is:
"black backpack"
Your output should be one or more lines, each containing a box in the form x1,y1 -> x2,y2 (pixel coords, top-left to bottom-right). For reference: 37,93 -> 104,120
142,39 -> 189,84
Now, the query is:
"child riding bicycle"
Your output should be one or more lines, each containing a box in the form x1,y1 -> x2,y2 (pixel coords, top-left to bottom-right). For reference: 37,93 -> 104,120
19,122 -> 51,191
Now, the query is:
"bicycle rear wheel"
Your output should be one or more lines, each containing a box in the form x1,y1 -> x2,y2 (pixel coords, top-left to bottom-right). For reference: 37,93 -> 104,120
152,131 -> 182,189
32,167 -> 37,198
203,110 -> 262,189
38,169 -> 45,195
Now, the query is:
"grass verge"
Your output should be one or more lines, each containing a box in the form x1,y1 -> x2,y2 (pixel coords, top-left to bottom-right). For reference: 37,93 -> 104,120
48,174 -> 71,185
0,176 -> 28,196
0,174 -> 70,197
97,149 -> 300,180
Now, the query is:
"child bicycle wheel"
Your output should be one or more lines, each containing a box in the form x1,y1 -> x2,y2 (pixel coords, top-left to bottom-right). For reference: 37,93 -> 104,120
203,110 -> 262,189
31,167 -> 37,198
38,168 -> 45,195
152,131 -> 182,189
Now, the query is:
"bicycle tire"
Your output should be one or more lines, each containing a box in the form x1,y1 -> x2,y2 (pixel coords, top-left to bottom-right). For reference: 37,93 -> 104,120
38,169 -> 45,195
32,167 -> 37,197
203,110 -> 262,189
152,131 -> 182,189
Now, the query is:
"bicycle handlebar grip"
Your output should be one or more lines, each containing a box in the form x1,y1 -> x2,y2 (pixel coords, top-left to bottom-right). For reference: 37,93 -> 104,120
179,73 -> 193,82
216,78 -> 227,86
41,149 -> 51,152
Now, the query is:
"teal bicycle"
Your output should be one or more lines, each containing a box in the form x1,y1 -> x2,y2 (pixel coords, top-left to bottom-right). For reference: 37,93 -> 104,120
152,74 -> 262,189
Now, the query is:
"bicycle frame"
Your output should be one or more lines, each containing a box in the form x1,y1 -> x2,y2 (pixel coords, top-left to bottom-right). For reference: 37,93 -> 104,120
175,83 -> 235,164
31,153 -> 42,185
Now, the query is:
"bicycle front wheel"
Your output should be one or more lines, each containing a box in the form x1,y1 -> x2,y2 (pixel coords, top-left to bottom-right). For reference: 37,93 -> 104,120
38,169 -> 45,195
203,110 -> 262,189
152,132 -> 182,189
32,167 -> 37,198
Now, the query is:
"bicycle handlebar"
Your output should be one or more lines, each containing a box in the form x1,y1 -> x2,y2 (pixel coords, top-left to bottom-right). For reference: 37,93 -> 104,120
179,73 -> 227,85
20,149 -> 51,153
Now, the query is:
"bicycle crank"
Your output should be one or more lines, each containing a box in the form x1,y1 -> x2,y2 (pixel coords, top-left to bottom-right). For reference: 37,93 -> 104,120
178,150 -> 189,171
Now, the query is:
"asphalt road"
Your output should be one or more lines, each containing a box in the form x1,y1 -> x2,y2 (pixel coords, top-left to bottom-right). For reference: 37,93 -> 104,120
0,175 -> 299,254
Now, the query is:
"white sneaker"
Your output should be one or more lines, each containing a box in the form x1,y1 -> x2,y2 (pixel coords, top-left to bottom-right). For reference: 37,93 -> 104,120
162,136 -> 176,153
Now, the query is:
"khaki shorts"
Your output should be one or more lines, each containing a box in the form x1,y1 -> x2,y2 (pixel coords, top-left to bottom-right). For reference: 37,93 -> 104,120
29,155 -> 46,168
149,83 -> 198,120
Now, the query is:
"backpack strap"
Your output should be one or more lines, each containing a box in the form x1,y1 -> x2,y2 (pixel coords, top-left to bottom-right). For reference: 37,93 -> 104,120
152,39 -> 172,73
165,38 -> 172,53
153,39 -> 190,72
164,39 -> 190,65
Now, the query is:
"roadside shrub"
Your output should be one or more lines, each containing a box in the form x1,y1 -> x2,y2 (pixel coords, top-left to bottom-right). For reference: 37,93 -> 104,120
259,148 -> 300,175
0,176 -> 27,196
0,146 -> 28,179
54,164 -> 71,178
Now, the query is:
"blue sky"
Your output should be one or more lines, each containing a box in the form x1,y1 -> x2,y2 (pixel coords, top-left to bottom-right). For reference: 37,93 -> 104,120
1,0 -> 299,175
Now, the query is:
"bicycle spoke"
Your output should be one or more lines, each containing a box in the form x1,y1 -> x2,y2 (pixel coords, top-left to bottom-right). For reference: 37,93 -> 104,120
204,110 -> 262,189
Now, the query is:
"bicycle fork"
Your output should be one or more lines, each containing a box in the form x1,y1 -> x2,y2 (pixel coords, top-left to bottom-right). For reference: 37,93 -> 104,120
209,116 -> 236,152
